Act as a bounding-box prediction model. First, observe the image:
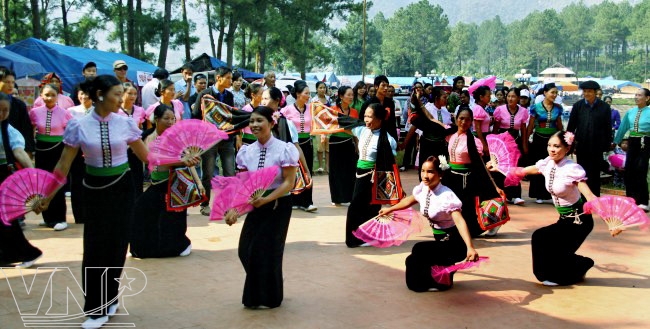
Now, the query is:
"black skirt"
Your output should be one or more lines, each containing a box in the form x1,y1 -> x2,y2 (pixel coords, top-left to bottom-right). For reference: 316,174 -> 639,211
328,135 -> 357,204
624,136 -> 650,205
35,140 -> 66,226
292,137 -> 314,208
528,132 -> 552,200
345,168 -> 381,247
239,195 -> 292,308
441,168 -> 486,237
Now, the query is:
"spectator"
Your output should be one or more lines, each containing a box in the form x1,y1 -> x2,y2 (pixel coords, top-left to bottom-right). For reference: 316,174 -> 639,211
230,71 -> 246,109
263,70 -> 276,89
188,73 -> 208,113
71,62 -> 97,105
141,68 -> 169,110
113,60 -> 133,84
604,96 -> 620,132
174,63 -> 195,119
0,68 -> 34,155
33,73 -> 74,109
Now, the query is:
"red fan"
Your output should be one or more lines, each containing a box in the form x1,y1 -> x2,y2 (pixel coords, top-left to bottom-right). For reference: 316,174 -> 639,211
431,256 -> 490,286
209,181 -> 253,223
0,168 -> 66,225
486,132 -> 521,175
352,208 -> 427,248
147,119 -> 229,168
583,195 -> 650,232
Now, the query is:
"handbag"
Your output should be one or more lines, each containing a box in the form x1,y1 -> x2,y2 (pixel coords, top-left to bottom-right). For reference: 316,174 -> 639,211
166,166 -> 207,212
291,161 -> 312,194
475,155 -> 510,230
201,94 -> 235,131
371,164 -> 404,205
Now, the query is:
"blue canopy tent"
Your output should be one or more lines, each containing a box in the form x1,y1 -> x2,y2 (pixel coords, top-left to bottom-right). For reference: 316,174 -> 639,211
235,68 -> 263,80
6,38 -> 159,93
170,53 -> 228,74
0,48 -> 47,78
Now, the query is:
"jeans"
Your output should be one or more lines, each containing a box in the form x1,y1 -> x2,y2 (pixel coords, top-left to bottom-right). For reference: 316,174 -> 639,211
201,136 -> 236,207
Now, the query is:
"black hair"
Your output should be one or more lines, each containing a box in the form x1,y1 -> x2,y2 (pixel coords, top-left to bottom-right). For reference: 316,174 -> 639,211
423,83 -> 433,91
251,105 -> 275,124
41,83 -> 60,95
232,71 -> 242,81
216,66 -> 232,77
194,74 -> 207,82
472,85 -> 491,102
495,87 -> 509,97
153,103 -> 175,120
336,86 -> 352,108
315,81 -> 327,91
292,80 -> 308,99
245,83 -> 262,99
155,79 -> 174,97
603,95 -> 613,102
266,87 -> 283,105
421,156 -> 445,176
353,81 -> 366,100
122,82 -> 137,91
366,103 -> 389,123
374,75 -> 389,87
552,131 -> 576,155
641,88 -> 650,98
79,75 -> 121,102
543,83 -> 557,93
0,67 -> 15,80
180,63 -> 194,72
431,86 -> 446,102
460,90 -> 470,99
452,76 -> 465,90
506,87 -> 520,98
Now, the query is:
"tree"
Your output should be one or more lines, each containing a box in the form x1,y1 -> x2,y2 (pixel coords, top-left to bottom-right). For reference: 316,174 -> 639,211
446,22 -> 477,74
334,10 -> 381,75
29,0 -> 40,39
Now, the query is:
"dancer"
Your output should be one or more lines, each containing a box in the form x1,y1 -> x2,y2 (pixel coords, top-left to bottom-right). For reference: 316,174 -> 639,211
67,89 -> 94,224
130,104 -> 198,258
33,72 -> 74,109
495,131 -> 598,286
419,86 -> 453,168
239,83 -> 263,146
119,83 -> 146,199
226,106 -> 299,309
30,83 -> 73,231
379,156 -> 479,292
328,86 -> 358,206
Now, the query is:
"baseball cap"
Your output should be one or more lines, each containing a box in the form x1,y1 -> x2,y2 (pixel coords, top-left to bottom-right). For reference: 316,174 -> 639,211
82,61 -> 96,71
113,60 -> 128,70
520,89 -> 530,98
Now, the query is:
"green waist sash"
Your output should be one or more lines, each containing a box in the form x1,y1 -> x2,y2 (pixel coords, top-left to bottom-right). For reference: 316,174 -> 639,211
298,132 -> 311,139
151,170 -> 170,181
357,159 -> 375,169
449,163 -> 471,170
630,131 -> 650,137
331,132 -> 352,138
86,162 -> 129,176
432,228 -> 447,235
36,134 -> 63,142
535,127 -> 558,135
555,200 -> 584,215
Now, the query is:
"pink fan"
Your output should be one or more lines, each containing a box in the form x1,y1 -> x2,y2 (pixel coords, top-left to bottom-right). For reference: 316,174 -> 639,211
353,208 -> 427,248
486,132 -> 521,175
209,181 -> 253,223
467,76 -> 497,96
608,154 -> 625,169
236,166 -> 280,201
583,195 -> 650,232
0,168 -> 66,225
147,119 -> 229,168
431,256 -> 490,286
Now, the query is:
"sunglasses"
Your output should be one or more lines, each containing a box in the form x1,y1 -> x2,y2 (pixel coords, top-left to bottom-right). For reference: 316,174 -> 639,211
115,67 -> 128,71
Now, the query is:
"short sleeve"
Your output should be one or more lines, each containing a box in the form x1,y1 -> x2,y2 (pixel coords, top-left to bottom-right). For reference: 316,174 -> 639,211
566,163 -> 587,183
473,105 -> 488,121
125,118 -> 142,143
535,156 -> 551,172
28,107 -> 37,125
388,134 -> 397,156
280,143 -> 300,167
65,109 -> 74,122
63,118 -> 81,147
474,137 -> 483,155
235,144 -> 249,170
440,190 -> 463,213
412,182 -> 425,197
7,124 -> 25,150
351,126 -> 364,138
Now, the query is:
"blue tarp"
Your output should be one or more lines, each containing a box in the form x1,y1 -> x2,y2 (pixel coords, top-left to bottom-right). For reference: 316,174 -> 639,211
595,79 -> 642,89
0,48 -> 47,78
6,38 -> 159,93
236,68 -> 263,80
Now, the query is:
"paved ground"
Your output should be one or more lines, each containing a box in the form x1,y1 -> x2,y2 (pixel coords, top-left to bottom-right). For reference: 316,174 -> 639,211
1,171 -> 650,329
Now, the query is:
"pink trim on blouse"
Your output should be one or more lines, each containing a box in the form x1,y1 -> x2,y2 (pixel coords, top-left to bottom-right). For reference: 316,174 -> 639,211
145,99 -> 184,122
446,132 -> 483,164
118,105 -> 147,127
241,104 -> 254,135
280,103 -> 312,133
29,105 -> 73,136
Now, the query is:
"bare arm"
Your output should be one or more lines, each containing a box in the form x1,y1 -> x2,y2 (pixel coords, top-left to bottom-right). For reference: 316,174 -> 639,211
576,181 -> 596,202
378,195 -> 417,216
451,211 -> 479,261
13,148 -> 34,169
527,116 -> 535,138
474,125 -> 490,158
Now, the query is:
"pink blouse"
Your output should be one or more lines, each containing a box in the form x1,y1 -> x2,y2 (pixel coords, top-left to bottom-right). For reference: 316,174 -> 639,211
412,182 -> 462,230
446,132 -> 483,164
63,111 -> 142,168
493,105 -> 529,130
472,104 -> 490,133
240,104 -> 254,135
118,105 -> 147,127
29,105 -> 73,136
33,94 -> 75,110
280,103 -> 312,134
535,157 -> 587,207
144,99 -> 184,123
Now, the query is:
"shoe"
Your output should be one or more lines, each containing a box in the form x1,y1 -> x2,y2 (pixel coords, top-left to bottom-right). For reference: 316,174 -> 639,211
359,242 -> 371,247
316,167 -> 324,173
81,316 -> 109,329
292,206 -> 298,210
427,287 -> 439,292
513,198 -> 525,205
64,191 -> 71,197
484,226 -> 500,237
200,206 -> 210,216
542,280 -> 559,286
535,199 -> 544,204
38,221 -> 48,227
53,222 -> 68,231
15,254 -> 42,269
303,205 -> 318,212
107,302 -> 119,317
19,219 -> 25,228
399,166 -> 406,172
340,202 -> 350,207
179,244 -> 192,257
638,204 -> 649,212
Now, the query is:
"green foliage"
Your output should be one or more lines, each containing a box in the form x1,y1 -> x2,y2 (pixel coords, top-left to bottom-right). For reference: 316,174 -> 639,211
333,11 -> 382,75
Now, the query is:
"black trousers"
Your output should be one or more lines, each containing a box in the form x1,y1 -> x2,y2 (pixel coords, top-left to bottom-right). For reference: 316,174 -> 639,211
239,196 -> 292,308
402,133 -> 417,168
35,140 -> 66,226
128,148 -> 144,200
624,137 -> 650,205
345,168 -> 381,247
529,132 -> 552,200
82,171 -> 134,317
417,137 -> 448,181
69,151 -> 86,223
328,135 -> 357,204
441,168 -> 489,237
292,137 -> 314,208
576,150 -> 603,197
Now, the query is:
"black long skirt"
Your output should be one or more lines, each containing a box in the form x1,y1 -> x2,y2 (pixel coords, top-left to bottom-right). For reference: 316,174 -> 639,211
328,135 -> 357,204
531,206 -> 594,285
239,195 -> 292,308
495,128 -> 524,199
292,137 -> 314,208
130,179 -> 190,258
624,136 -> 650,205
528,132 -> 552,200
418,137 -> 448,179
35,140 -> 66,226
441,168 -> 486,237
128,148 -> 144,200
405,226 -> 467,292
82,170 -> 134,317
345,168 -> 381,247
69,151 -> 86,223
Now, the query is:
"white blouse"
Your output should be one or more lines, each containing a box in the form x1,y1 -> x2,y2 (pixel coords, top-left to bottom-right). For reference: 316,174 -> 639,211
424,103 -> 452,125
351,126 -> 397,162
63,111 -> 142,168
535,157 -> 587,207
236,136 -> 300,189
412,182 -> 462,230
67,105 -> 94,119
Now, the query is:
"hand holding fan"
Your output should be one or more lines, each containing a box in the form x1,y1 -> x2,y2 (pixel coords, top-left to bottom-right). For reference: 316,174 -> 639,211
235,166 -> 280,202
486,132 -> 521,175
583,195 -> 649,234
209,181 -> 253,225
0,168 -> 67,225
431,256 -> 490,286
352,208 -> 427,248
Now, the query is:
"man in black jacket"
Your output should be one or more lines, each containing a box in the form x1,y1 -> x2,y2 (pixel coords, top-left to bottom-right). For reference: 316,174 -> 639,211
567,80 -> 612,196
192,67 -> 235,216
359,75 -> 398,141
0,68 -> 34,156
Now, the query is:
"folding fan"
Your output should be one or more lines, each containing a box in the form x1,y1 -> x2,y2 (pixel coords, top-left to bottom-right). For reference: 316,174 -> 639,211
486,132 -> 521,175
431,256 -> 490,286
352,208 -> 427,248
0,168 -> 66,225
583,195 -> 649,233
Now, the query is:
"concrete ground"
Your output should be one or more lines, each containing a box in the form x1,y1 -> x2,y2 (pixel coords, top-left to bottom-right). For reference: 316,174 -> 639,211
1,170 -> 649,329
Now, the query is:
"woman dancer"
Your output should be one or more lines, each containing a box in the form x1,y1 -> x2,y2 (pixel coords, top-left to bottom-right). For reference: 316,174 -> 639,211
419,86 -> 452,167
379,156 -> 479,292
345,103 -> 397,247
281,81 -> 317,212
33,72 -> 74,109
30,83 -> 73,231
613,88 -> 650,210
496,131 -> 598,286
472,85 -> 492,158
527,83 -> 563,204
329,86 -> 358,206
119,83 -> 146,198
145,79 -> 184,124
239,83 -> 263,146
226,106 -> 299,309
492,87 -> 529,205
130,104 -> 199,258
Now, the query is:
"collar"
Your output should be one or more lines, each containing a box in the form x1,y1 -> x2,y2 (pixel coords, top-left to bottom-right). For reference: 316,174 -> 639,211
91,110 -> 114,122
585,98 -> 597,107
258,135 -> 276,148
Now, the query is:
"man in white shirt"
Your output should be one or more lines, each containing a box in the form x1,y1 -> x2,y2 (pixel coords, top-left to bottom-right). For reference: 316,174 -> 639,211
141,68 -> 169,110
174,63 -> 195,119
